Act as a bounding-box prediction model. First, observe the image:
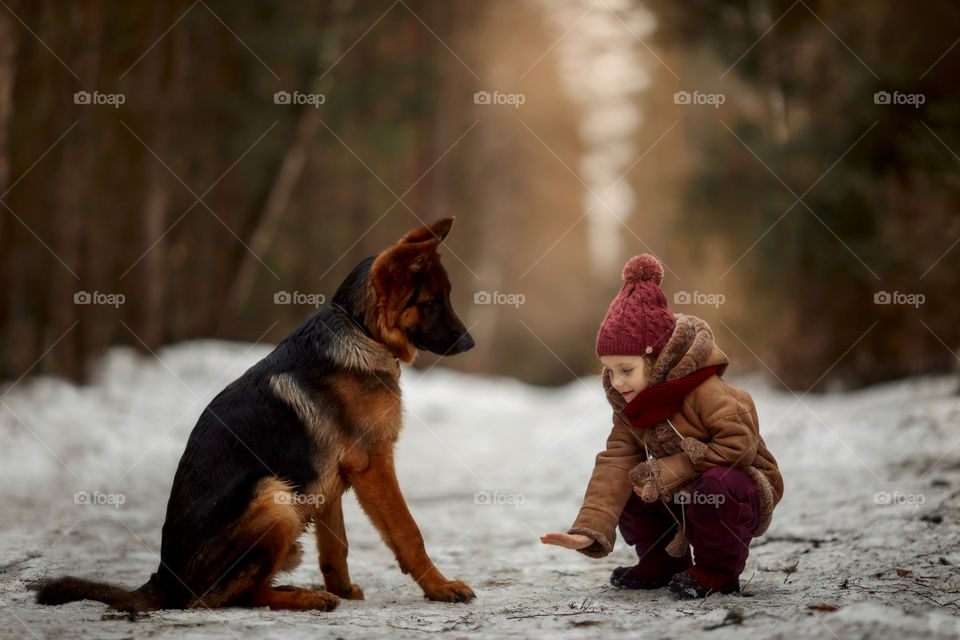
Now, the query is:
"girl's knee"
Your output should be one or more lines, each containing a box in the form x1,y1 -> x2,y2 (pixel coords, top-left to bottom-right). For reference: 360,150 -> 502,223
697,466 -> 753,492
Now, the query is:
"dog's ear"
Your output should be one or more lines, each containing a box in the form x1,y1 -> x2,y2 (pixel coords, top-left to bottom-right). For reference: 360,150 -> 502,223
374,238 -> 440,277
401,217 -> 454,244
368,237 -> 441,308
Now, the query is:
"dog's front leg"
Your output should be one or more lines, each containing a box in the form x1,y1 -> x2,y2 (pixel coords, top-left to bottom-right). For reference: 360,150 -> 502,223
315,496 -> 364,599
347,452 -> 475,602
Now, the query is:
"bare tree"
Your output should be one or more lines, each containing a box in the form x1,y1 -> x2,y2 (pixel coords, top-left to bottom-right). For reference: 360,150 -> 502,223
0,1 -> 18,378
220,0 -> 354,328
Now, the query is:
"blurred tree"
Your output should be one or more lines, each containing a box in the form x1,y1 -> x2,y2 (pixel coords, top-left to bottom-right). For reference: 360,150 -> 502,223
646,0 -> 960,388
0,0 -> 459,381
0,0 -> 604,387
0,2 -> 19,373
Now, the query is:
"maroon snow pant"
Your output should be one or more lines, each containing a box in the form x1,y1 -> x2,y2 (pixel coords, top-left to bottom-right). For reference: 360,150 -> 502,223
617,466 -> 760,584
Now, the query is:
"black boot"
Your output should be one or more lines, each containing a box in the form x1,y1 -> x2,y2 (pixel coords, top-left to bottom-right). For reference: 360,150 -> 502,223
668,567 -> 740,599
610,565 -> 673,590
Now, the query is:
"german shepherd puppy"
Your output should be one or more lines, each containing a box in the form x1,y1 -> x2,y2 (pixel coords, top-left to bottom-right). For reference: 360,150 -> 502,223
38,217 -> 476,612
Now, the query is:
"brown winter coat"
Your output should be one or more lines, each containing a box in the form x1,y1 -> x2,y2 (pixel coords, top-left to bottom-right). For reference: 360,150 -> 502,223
568,315 -> 783,558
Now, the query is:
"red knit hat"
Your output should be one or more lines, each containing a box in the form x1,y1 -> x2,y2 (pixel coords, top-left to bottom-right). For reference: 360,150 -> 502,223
596,254 -> 676,358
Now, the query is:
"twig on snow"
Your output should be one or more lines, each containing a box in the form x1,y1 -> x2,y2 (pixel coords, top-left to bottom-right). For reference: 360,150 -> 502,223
506,610 -> 603,620
784,561 -> 800,583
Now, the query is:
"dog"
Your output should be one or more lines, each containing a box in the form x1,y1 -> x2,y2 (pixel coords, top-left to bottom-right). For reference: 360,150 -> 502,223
37,217 -> 476,612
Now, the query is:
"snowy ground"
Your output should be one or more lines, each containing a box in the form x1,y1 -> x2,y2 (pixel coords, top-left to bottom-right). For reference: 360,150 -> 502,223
2,340 -> 960,639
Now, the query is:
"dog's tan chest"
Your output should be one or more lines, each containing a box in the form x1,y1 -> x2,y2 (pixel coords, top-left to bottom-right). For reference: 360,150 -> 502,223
329,374 -> 403,443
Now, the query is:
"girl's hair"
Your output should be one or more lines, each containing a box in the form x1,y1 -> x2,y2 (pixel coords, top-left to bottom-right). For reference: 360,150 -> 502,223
640,354 -> 657,377
602,354 -> 658,378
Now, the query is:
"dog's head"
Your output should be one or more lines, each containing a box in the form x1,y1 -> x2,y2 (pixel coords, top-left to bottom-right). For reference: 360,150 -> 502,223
350,217 -> 474,364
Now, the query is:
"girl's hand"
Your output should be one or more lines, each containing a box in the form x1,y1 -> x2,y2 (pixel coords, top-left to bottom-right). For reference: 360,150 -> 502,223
540,532 -> 594,549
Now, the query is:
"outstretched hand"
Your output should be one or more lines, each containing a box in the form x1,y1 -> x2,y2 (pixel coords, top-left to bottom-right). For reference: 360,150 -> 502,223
540,532 -> 594,550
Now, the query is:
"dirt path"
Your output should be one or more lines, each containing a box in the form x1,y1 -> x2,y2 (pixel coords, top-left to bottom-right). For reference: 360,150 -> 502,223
2,342 -> 959,639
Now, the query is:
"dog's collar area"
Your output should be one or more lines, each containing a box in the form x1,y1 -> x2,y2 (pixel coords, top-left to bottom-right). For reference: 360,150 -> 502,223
332,302 -> 402,366
332,302 -> 376,341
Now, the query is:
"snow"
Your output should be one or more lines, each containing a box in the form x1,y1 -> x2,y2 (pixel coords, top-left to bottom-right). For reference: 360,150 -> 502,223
2,339 -> 960,639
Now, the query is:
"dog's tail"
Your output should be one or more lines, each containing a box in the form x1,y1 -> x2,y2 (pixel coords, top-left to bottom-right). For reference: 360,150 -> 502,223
36,575 -> 165,612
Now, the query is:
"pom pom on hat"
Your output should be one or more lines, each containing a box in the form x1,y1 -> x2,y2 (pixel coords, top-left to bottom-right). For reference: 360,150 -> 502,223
596,253 -> 676,359
622,254 -> 664,285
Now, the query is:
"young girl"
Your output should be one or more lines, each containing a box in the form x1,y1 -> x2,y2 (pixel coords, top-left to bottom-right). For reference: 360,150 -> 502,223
541,254 -> 783,598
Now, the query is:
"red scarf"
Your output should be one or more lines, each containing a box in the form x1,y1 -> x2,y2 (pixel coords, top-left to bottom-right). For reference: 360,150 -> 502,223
621,365 -> 721,430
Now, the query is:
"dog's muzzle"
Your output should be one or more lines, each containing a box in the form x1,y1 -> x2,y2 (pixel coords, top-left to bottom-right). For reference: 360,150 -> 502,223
448,332 -> 475,355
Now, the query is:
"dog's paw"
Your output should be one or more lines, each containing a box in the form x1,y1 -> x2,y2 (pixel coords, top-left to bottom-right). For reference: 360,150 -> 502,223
253,586 -> 341,611
423,579 -> 475,603
328,583 -> 364,600
307,590 -> 341,611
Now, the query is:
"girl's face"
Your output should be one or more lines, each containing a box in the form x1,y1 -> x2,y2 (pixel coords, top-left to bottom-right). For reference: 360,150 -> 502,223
600,355 -> 651,403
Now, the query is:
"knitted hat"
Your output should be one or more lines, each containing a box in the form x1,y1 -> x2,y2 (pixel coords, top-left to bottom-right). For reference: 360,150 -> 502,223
596,254 -> 676,358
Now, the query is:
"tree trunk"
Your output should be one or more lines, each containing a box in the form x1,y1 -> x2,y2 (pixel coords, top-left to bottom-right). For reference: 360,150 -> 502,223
48,0 -> 101,381
0,2 -> 15,198
136,1 -> 183,351
219,0 -> 354,329
0,2 -> 19,378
